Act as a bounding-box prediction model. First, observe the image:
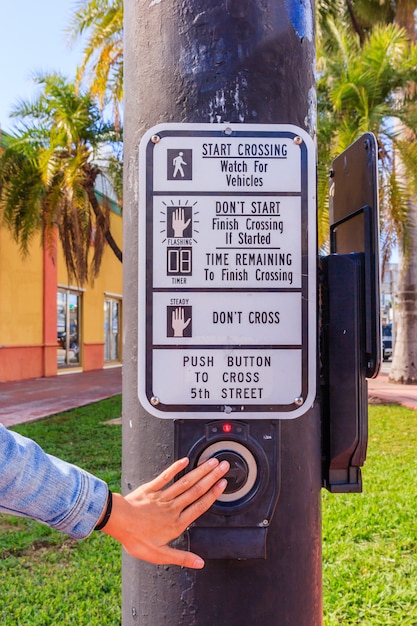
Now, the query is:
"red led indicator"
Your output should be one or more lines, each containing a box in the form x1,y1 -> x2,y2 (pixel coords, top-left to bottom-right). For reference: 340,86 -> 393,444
223,423 -> 232,434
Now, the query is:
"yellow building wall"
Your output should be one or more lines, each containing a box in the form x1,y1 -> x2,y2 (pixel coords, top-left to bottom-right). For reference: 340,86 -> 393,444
0,132 -> 123,380
57,207 -> 123,371
0,229 -> 46,381
0,229 -> 44,345
0,201 -> 122,380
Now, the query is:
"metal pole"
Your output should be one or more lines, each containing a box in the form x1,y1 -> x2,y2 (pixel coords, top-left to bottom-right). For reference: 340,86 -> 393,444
123,1 -> 321,624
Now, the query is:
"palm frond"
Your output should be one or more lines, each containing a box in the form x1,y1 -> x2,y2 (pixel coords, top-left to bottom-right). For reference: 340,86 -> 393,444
318,16 -> 417,257
0,73 -> 122,285
68,0 -> 123,122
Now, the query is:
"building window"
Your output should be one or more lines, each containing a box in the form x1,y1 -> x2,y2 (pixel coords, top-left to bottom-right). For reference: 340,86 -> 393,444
104,298 -> 121,362
57,290 -> 81,368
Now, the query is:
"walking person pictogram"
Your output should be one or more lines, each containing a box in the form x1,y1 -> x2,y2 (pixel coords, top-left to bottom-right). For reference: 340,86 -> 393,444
167,149 -> 192,180
173,152 -> 187,178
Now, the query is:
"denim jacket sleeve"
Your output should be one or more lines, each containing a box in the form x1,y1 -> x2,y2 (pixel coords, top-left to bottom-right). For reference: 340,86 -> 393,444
0,424 -> 108,539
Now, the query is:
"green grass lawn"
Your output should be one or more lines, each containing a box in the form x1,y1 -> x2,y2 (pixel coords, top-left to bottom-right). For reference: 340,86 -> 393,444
323,403 -> 417,625
1,399 -> 417,624
0,397 -> 123,626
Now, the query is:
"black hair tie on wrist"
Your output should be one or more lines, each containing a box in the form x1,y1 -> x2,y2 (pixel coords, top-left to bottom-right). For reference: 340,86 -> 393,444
95,490 -> 113,531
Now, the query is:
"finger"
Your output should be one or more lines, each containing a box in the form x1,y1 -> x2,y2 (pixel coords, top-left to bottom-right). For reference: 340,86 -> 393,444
174,460 -> 229,509
145,457 -> 190,492
163,457 -> 225,500
179,478 -> 228,528
156,545 -> 206,570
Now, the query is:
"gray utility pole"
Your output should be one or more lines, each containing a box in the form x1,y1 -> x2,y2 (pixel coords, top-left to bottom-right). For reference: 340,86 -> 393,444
123,1 -> 321,625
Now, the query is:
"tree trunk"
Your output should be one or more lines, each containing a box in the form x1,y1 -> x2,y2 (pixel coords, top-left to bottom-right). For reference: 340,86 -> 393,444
390,238 -> 417,383
389,1 -> 417,383
85,181 -> 123,263
395,0 -> 417,39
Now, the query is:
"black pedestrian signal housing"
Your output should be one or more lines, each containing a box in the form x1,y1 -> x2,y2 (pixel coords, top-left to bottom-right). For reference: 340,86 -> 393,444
175,419 -> 280,559
321,133 -> 380,493
320,253 -> 368,492
328,132 -> 380,378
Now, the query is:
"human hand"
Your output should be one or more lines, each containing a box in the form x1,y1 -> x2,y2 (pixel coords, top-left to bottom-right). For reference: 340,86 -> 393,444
101,456 -> 229,568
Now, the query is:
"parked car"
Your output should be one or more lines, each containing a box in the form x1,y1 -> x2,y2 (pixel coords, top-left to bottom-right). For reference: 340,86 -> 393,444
382,324 -> 392,361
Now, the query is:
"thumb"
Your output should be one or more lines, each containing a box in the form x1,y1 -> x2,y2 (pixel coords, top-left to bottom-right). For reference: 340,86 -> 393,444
160,545 -> 206,570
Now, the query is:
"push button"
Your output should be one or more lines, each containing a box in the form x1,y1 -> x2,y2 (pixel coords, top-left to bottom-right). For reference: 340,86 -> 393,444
197,440 -> 258,503
213,451 -> 249,493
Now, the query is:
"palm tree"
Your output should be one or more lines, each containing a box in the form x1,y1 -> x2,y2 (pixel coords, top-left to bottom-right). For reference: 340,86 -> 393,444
342,0 -> 417,384
318,20 -> 417,249
387,1 -> 417,382
0,73 -> 123,286
317,0 -> 417,384
68,0 -> 123,129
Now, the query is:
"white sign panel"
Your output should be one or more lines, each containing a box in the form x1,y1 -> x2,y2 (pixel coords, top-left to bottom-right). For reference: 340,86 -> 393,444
138,123 -> 316,419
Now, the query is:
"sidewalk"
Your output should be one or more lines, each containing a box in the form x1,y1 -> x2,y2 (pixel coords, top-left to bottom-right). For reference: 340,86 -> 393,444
368,368 -> 417,411
0,367 -> 122,428
0,363 -> 416,430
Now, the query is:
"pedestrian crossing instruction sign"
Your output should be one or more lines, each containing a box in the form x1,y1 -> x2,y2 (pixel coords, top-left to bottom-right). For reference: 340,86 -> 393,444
138,123 -> 316,419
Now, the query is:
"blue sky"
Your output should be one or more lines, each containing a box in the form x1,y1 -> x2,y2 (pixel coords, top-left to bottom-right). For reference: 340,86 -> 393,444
0,0 -> 82,132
